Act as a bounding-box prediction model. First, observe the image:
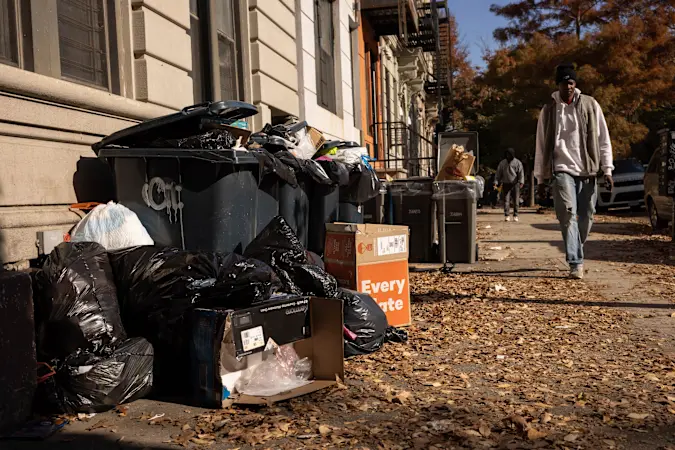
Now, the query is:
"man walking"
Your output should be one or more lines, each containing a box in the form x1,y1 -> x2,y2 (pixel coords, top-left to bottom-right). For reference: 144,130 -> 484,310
495,148 -> 525,222
534,63 -> 614,279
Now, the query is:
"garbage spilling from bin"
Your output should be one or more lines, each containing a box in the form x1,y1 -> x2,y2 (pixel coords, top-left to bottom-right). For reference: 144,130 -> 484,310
7,100 -> 414,430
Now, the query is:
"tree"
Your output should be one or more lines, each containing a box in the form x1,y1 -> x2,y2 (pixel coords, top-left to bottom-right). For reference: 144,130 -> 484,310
490,0 -> 606,42
475,0 -> 675,164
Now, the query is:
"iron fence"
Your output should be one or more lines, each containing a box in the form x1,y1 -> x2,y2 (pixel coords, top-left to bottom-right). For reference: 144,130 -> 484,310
371,121 -> 437,177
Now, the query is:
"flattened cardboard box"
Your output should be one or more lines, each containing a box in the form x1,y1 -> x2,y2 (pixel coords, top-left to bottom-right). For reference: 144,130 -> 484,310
324,223 -> 411,327
191,296 -> 344,407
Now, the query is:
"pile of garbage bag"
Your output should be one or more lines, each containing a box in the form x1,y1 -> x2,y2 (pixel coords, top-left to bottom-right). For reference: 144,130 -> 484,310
30,105 -> 405,413
109,247 -> 282,393
33,242 -> 154,414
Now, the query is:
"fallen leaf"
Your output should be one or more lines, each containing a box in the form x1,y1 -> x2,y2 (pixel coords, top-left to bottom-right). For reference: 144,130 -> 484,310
527,428 -> 548,441
479,424 -> 491,438
540,412 -> 552,424
627,413 -> 650,420
564,433 -> 579,442
318,425 -> 331,435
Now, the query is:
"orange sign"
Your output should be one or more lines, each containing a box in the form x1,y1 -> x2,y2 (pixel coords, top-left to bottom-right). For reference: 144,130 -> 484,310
357,260 -> 411,327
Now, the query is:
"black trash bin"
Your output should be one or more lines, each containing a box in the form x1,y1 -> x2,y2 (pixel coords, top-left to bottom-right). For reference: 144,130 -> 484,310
94,101 -> 282,254
338,163 -> 381,224
363,183 -> 389,224
433,180 -> 478,264
275,152 -> 311,249
307,159 -> 349,255
389,178 -> 435,263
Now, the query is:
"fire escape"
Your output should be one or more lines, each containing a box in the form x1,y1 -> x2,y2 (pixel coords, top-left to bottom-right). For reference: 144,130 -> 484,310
360,0 -> 450,177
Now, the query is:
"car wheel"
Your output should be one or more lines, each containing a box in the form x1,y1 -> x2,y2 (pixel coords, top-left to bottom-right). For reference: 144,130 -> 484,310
648,199 -> 667,231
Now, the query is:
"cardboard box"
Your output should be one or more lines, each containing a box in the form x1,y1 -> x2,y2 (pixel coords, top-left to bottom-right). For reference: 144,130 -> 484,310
190,296 -> 344,407
324,223 -> 411,327
436,144 -> 475,181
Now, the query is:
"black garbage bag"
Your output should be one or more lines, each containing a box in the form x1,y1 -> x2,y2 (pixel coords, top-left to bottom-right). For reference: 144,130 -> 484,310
244,216 -> 339,298
341,163 -> 382,204
315,159 -> 350,186
299,159 -> 333,185
339,289 -> 389,358
34,242 -> 127,361
108,247 -> 281,393
252,149 -> 298,187
37,337 -> 154,414
385,326 -> 409,343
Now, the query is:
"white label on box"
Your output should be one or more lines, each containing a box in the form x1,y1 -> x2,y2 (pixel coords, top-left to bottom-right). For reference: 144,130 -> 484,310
377,235 -> 407,256
241,326 -> 265,352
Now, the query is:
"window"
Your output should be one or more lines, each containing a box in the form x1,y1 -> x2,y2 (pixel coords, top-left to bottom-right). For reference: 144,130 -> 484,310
315,0 -> 336,113
0,0 -> 18,66
57,0 -> 110,88
0,0 -> 118,92
190,0 -> 243,102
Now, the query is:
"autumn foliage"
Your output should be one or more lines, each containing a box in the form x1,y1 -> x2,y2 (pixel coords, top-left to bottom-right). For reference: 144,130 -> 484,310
453,0 -> 675,165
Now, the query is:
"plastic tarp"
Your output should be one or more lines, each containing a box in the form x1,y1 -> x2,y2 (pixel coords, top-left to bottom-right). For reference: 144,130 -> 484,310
34,242 -> 127,361
244,216 -> 339,298
70,202 -> 154,251
109,247 -> 282,392
432,180 -> 479,201
37,337 -> 154,414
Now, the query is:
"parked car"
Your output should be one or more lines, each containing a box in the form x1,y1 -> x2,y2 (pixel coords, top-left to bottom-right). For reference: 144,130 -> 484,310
644,150 -> 672,230
596,158 -> 645,212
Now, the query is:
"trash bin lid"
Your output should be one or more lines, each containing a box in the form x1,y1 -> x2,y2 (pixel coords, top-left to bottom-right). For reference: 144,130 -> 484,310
92,101 -> 258,152
98,147 -> 259,165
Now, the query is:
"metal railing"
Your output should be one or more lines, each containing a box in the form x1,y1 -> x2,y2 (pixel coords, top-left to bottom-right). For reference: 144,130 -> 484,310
371,121 -> 437,177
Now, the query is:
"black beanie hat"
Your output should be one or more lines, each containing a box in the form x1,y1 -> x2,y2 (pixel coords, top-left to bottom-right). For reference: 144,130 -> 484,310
505,148 -> 515,158
555,63 -> 577,84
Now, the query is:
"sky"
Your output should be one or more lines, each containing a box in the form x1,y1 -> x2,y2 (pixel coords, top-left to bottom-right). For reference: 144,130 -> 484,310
450,0 -> 511,69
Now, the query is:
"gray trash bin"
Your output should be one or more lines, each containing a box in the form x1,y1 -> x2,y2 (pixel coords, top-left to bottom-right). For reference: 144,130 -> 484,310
389,178 -> 435,263
433,180 -> 478,264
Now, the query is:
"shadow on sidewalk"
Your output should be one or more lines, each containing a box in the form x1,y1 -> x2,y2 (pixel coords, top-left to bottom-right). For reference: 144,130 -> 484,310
531,221 -> 651,237
414,292 -> 675,310
2,432 -> 173,450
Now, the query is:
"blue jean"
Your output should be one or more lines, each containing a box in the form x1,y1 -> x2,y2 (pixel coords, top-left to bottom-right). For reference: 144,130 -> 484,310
552,172 -> 597,268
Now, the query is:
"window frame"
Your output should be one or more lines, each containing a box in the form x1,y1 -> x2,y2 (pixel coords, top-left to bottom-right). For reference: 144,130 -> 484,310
190,0 -> 245,103
56,0 -> 117,92
314,0 -> 337,113
0,0 -> 121,93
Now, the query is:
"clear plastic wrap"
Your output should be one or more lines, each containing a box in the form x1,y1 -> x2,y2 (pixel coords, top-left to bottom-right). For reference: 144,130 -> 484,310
432,180 -> 479,201
234,341 -> 312,397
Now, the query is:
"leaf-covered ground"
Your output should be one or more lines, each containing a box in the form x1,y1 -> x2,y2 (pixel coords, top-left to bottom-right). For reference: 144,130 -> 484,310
14,212 -> 675,450
160,265 -> 675,449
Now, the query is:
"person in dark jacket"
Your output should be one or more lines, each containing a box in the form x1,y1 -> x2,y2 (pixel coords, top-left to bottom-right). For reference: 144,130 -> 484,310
495,148 -> 525,221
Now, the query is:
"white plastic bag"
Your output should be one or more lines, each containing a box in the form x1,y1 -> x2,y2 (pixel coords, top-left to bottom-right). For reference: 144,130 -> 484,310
333,147 -> 369,164
71,202 -> 154,251
234,341 -> 312,397
291,128 -> 318,160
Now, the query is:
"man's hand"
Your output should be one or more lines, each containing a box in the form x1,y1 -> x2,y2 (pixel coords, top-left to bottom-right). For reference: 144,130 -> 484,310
604,175 -> 614,192
537,184 -> 547,202
519,183 -> 524,189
